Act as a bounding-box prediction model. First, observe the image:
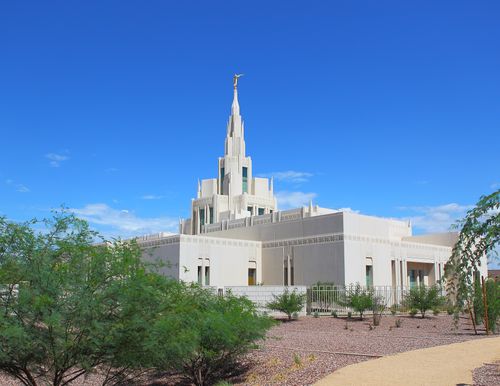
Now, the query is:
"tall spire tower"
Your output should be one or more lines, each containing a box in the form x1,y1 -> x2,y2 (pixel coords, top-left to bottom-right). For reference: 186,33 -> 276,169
182,75 -> 277,235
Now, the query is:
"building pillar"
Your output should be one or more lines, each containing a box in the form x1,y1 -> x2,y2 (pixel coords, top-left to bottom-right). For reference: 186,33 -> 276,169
196,207 -> 200,234
287,254 -> 291,286
402,259 -> 407,287
201,257 -> 205,286
395,258 -> 400,287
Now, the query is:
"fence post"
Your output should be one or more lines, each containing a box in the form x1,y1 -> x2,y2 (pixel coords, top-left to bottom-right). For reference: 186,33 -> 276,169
306,288 -> 311,315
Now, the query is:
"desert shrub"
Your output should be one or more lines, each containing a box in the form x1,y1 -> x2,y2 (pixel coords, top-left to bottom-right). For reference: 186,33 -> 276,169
331,310 -> 338,318
409,308 -> 418,317
390,304 -> 398,316
404,285 -> 445,318
267,288 -> 306,321
395,318 -> 402,328
313,311 -> 319,318
347,311 -> 352,318
483,279 -> 500,333
372,295 -> 386,326
339,284 -> 374,320
151,287 -> 275,386
433,308 -> 440,316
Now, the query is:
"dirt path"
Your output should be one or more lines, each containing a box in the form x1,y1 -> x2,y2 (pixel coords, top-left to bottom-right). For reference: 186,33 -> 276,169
314,336 -> 500,386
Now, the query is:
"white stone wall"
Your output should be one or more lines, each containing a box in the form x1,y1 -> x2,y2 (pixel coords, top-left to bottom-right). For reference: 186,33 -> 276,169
138,235 -> 181,280
178,235 -> 262,287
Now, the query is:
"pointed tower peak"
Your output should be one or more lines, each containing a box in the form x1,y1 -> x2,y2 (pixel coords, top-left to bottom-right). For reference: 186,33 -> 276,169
231,74 -> 243,115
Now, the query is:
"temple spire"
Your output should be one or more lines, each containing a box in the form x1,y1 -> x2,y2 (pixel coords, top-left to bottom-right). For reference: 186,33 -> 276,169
231,74 -> 243,116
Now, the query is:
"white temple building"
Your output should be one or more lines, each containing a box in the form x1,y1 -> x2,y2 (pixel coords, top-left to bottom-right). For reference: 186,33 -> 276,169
138,77 -> 488,288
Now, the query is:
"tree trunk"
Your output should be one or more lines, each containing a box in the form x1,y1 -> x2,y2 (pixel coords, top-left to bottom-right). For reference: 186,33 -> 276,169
481,276 -> 490,334
467,298 -> 478,335
23,369 -> 38,386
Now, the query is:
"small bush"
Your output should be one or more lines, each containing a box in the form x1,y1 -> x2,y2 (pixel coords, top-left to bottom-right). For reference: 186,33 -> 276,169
293,353 -> 302,366
404,285 -> 445,318
409,308 -> 418,317
486,279 -> 500,333
390,304 -> 398,316
339,283 -> 374,320
267,289 -> 306,321
347,311 -> 352,319
372,295 -> 385,326
331,310 -> 338,318
395,318 -> 402,328
313,311 -> 319,318
432,308 -> 440,316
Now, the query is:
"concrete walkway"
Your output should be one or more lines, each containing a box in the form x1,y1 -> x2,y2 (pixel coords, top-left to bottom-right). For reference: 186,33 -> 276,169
314,336 -> 500,386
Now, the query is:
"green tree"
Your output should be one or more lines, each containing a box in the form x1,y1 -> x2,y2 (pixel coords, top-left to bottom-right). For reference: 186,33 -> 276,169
266,288 -> 306,320
445,189 -> 499,332
0,212 -> 171,385
404,284 -> 444,318
339,283 -> 374,320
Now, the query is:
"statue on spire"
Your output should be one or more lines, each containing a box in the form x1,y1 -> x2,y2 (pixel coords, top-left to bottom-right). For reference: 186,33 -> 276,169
233,73 -> 244,89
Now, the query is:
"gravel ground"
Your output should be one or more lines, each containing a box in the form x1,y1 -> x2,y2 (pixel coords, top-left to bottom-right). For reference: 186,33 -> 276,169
473,361 -> 500,386
0,314 -> 491,386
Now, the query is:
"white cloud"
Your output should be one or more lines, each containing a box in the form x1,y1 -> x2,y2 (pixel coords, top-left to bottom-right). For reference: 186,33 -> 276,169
5,179 -> 30,193
258,170 -> 313,183
399,203 -> 474,233
335,207 -> 360,213
141,194 -> 165,200
16,184 -> 30,193
70,203 -> 178,238
45,153 -> 69,167
276,191 -> 317,209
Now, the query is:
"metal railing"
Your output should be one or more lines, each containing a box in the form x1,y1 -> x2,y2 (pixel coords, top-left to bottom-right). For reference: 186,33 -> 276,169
306,285 -> 445,315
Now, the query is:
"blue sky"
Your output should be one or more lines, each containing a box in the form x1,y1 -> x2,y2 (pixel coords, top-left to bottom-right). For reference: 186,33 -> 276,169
0,2 -> 499,265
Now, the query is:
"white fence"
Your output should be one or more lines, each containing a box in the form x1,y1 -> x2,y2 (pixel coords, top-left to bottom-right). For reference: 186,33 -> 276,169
209,284 -> 445,317
307,285 -> 446,315
221,285 -> 308,316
